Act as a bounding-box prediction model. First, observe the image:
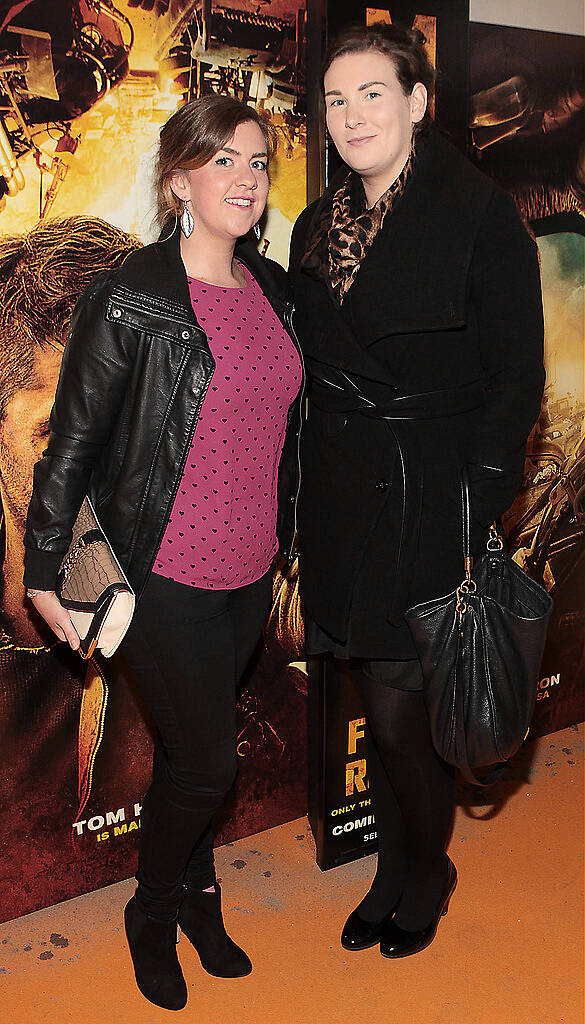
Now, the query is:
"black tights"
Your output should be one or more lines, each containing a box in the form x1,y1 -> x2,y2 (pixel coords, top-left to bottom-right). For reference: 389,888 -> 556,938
352,667 -> 455,930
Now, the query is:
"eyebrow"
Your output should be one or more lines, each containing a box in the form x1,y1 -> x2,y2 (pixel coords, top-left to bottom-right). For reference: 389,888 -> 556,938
324,80 -> 388,96
221,146 -> 268,158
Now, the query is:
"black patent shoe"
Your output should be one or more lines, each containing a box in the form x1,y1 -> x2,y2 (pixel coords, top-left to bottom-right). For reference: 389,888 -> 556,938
380,859 -> 458,959
124,896 -> 187,1010
178,883 -> 252,978
341,901 -> 399,952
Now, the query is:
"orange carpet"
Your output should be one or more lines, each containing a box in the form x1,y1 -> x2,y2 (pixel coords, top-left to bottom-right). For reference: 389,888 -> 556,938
2,723 -> 583,1024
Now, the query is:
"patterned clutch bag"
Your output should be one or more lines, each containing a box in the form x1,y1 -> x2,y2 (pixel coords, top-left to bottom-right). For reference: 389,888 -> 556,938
56,497 -> 135,659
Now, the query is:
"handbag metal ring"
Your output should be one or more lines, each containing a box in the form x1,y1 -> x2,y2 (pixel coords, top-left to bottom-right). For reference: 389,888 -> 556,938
487,524 -> 504,551
456,586 -> 468,619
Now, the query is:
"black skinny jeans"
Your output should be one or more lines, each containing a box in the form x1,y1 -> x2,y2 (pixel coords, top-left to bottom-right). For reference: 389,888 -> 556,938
122,569 -> 272,921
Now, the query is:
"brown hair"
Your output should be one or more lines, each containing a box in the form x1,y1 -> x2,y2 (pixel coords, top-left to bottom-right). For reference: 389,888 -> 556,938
0,217 -> 140,418
155,94 -> 277,226
321,22 -> 436,134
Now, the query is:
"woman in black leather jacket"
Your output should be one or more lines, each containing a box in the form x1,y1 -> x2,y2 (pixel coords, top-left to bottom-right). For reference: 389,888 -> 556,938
24,94 -> 303,1010
290,24 -> 544,960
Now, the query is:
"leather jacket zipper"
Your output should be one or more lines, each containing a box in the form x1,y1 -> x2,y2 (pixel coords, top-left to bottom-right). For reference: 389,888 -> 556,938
283,302 -> 305,562
129,348 -> 215,578
145,358 -> 215,582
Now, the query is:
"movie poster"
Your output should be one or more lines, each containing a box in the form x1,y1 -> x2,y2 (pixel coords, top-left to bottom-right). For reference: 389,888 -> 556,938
468,22 -> 584,738
0,0 -> 308,923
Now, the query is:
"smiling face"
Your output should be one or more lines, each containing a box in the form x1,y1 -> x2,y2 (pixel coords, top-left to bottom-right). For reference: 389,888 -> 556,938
170,120 -> 270,242
324,50 -> 427,205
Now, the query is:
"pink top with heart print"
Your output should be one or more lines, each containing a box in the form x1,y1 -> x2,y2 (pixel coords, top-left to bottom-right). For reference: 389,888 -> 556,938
152,262 -> 302,590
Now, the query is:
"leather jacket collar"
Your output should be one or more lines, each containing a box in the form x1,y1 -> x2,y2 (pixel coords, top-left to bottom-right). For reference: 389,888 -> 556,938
114,219 -> 290,320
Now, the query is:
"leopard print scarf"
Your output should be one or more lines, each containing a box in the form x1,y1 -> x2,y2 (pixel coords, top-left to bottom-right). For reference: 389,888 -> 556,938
301,148 -> 416,304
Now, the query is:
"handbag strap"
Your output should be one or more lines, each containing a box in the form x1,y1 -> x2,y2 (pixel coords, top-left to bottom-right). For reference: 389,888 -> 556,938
460,467 -> 503,573
457,468 -> 510,786
460,467 -> 471,562
460,467 -> 474,584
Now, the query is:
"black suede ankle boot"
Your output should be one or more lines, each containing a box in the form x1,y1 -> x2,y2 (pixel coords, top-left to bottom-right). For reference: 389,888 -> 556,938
124,896 -> 187,1010
178,883 -> 252,978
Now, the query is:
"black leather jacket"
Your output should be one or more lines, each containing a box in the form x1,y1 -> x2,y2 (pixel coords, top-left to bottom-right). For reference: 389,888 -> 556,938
24,225 -> 304,598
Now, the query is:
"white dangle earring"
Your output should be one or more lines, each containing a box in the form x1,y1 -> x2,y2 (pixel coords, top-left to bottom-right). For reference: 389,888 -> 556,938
253,223 -> 261,241
180,200 -> 194,238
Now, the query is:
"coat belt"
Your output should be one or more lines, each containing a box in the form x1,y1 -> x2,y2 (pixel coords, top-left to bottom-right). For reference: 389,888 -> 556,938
307,361 -> 484,420
306,362 -> 484,625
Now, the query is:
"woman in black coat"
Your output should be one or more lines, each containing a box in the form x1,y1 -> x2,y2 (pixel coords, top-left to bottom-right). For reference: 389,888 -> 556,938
289,23 -> 544,958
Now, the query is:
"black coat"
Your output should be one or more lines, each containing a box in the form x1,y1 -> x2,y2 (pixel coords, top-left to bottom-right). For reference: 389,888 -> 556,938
24,225 -> 303,597
289,130 -> 545,658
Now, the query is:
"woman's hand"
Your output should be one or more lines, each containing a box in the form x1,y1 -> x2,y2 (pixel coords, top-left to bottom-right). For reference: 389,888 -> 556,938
26,590 -> 80,650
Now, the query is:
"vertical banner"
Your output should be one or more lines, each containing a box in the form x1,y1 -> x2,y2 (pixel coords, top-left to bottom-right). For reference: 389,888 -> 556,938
308,658 -> 376,870
0,0 -> 308,923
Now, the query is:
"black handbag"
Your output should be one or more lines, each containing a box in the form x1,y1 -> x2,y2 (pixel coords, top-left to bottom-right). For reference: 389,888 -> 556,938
405,471 -> 553,785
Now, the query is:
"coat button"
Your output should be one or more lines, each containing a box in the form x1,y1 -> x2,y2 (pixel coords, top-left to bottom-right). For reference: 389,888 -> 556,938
375,479 -> 388,491
112,307 -> 122,318
181,330 -> 190,339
